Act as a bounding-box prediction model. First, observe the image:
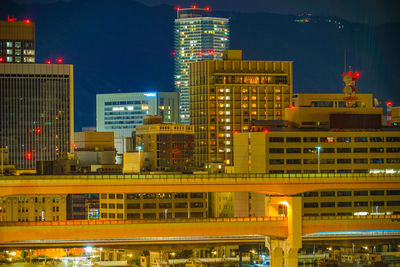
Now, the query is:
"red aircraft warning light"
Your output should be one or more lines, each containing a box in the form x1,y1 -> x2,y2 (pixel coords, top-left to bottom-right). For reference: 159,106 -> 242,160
386,101 -> 393,106
56,58 -> 63,64
174,6 -> 181,11
233,130 -> 239,135
24,19 -> 31,24
191,5 -> 197,9
7,16 -> 16,22
263,129 -> 270,134
45,60 -> 52,64
25,152 -> 32,160
204,7 -> 211,11
0,57 -> 3,63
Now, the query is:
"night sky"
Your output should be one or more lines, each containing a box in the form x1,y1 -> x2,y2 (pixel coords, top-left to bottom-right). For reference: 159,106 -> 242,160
4,0 -> 400,130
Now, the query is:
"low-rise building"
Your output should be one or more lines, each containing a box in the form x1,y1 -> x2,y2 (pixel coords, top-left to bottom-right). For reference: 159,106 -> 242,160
136,116 -> 194,171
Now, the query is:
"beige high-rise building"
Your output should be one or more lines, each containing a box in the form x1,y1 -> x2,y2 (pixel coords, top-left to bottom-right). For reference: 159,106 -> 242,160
189,50 -> 293,167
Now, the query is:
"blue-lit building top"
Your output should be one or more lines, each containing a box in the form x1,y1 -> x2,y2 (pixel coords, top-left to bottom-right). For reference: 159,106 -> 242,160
96,92 -> 158,137
174,6 -> 230,124
96,92 -> 179,138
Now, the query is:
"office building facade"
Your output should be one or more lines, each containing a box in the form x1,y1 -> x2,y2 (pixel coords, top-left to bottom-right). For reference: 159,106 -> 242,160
0,18 -> 35,64
96,92 -> 179,138
231,93 -> 400,217
0,64 -> 74,169
190,50 -> 293,167
99,192 -> 207,220
0,195 -> 67,222
174,7 -> 230,124
136,117 -> 194,171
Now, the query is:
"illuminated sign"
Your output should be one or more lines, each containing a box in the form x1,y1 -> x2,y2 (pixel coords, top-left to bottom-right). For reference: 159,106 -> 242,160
144,93 -> 156,97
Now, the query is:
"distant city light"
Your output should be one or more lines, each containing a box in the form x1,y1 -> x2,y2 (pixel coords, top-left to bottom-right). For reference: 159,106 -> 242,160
144,93 -> 156,97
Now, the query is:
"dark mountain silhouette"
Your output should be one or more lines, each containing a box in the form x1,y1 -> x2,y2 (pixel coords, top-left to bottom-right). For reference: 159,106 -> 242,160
2,0 -> 399,130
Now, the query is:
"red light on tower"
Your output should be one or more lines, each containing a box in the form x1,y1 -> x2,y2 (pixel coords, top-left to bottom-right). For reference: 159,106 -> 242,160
0,57 -> 3,63
24,19 -> 31,24
204,7 -> 211,11
56,58 -> 63,64
263,129 -> 270,134
25,152 -> 32,160
174,6 -> 181,11
7,16 -> 16,22
191,5 -> 197,8
45,60 -> 52,64
233,130 -> 239,135
386,101 -> 393,106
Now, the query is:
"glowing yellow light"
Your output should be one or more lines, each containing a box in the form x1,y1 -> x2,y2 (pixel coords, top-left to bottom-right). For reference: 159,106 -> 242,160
281,201 -> 289,208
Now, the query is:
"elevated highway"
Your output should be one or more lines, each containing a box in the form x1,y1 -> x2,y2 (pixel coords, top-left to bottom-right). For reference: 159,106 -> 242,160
0,215 -> 399,246
1,173 -> 399,196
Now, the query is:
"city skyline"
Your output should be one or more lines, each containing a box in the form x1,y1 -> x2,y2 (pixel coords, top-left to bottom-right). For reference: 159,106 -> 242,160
1,0 -> 399,130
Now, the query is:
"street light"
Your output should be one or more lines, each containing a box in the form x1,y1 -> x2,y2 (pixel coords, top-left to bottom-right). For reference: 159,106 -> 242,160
136,146 -> 142,174
315,146 -> 322,173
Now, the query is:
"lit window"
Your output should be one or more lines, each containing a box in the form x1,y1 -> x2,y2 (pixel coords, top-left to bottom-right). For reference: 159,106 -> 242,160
6,49 -> 13,55
15,42 -> 21,48
226,111 -> 230,115
23,57 -> 35,62
226,96 -> 230,100
15,50 -> 21,55
225,88 -> 230,92
6,57 -> 13,62
226,148 -> 231,152
226,133 -> 231,137
6,42 -> 12,47
226,118 -> 230,122
226,141 -> 231,145
226,103 -> 230,107
226,126 -> 231,130
15,57 -> 21,63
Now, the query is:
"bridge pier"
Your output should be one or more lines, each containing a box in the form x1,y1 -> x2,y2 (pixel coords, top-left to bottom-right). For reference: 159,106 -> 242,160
266,196 -> 302,267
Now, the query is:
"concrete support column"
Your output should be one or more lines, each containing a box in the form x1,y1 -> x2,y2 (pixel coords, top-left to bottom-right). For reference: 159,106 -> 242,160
284,247 -> 300,267
271,246 -> 283,267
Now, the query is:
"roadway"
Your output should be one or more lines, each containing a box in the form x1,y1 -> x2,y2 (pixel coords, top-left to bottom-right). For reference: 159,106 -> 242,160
0,215 -> 399,246
0,173 -> 399,196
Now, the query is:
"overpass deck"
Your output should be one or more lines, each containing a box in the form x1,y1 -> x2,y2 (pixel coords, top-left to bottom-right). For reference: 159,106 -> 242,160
1,173 -> 399,196
0,215 -> 399,245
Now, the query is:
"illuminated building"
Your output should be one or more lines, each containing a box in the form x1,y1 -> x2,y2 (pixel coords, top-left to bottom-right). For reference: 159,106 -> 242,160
99,192 -> 207,220
67,194 -> 99,220
190,50 -> 293,167
136,116 -> 194,171
0,17 -> 35,63
96,92 -> 179,139
0,64 -> 74,169
392,106 -> 399,126
174,6 -> 230,124
0,195 -> 67,222
232,93 -> 400,217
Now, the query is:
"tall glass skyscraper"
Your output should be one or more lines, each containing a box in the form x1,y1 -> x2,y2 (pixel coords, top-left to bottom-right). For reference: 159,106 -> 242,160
174,6 -> 230,124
